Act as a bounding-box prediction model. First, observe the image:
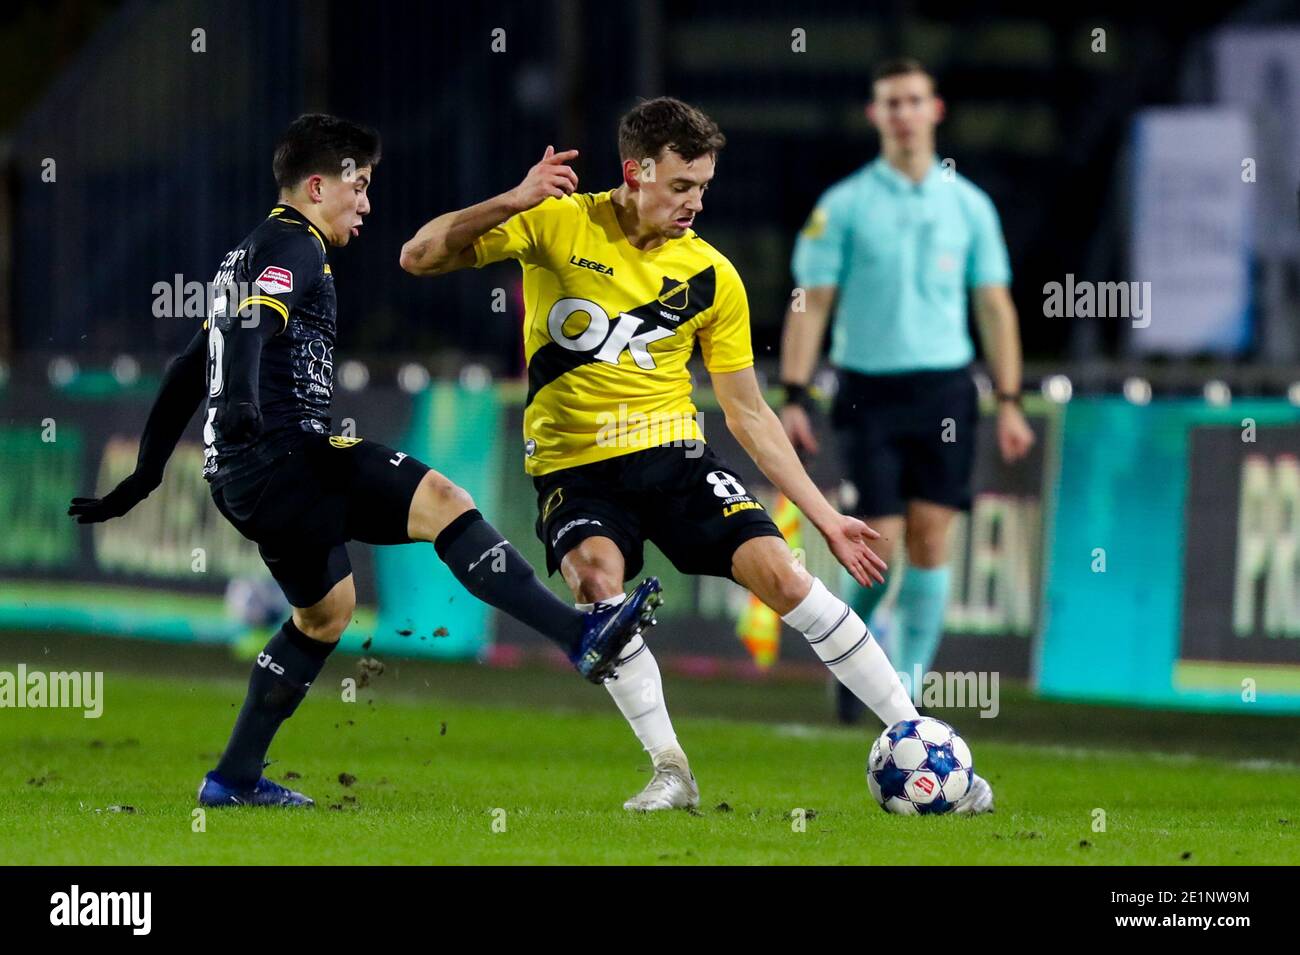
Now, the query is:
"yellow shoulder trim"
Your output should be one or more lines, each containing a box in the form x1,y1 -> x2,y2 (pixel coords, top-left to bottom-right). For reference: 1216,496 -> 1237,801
306,224 -> 327,255
236,295 -> 291,330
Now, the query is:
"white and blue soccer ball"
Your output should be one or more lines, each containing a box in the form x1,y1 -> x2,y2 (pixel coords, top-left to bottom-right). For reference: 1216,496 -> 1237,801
867,717 -> 973,815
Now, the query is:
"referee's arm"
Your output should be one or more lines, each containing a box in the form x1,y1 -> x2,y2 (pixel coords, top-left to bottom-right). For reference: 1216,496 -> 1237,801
781,191 -> 849,457
777,286 -> 835,455
972,285 -> 1034,462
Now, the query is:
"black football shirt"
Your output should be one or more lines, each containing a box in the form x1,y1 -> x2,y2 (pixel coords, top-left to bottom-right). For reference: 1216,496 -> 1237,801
201,205 -> 337,488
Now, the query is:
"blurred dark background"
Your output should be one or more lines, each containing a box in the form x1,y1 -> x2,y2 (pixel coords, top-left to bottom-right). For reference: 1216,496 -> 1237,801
1,0 -> 1297,385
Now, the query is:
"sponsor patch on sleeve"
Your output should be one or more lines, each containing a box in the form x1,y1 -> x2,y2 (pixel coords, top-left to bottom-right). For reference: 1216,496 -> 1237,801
255,266 -> 293,295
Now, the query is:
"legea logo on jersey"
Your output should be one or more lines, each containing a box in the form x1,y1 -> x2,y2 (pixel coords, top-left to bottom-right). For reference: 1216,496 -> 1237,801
546,297 -> 677,369
568,254 -> 614,276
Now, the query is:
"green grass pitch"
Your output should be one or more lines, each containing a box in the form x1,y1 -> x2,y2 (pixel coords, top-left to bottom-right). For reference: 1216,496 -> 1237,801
1,638 -> 1298,865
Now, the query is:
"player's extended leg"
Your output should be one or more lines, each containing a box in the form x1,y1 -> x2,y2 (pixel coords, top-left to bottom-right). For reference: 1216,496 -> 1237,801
894,500 -> 958,681
407,470 -> 660,682
734,534 -> 993,814
732,535 -> 918,728
560,536 -> 697,812
200,571 -> 356,808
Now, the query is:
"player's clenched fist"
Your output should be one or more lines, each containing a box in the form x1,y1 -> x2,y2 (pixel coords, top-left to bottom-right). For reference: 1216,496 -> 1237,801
221,401 -> 264,444
509,145 -> 579,211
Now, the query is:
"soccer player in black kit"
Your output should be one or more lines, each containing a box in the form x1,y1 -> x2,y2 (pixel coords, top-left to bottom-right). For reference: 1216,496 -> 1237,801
68,114 -> 663,807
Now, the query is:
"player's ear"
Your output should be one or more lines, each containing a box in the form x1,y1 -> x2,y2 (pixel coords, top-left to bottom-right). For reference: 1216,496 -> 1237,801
305,174 -> 325,203
932,96 -> 946,124
864,102 -> 877,126
622,157 -> 642,192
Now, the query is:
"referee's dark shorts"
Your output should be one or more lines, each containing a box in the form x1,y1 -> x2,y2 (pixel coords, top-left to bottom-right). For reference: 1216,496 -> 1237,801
831,364 -> 978,517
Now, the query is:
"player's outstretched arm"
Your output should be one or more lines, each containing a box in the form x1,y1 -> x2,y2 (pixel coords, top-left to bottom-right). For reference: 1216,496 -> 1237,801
399,145 -> 578,276
67,326 -> 208,524
777,284 -> 835,455
712,366 -> 887,588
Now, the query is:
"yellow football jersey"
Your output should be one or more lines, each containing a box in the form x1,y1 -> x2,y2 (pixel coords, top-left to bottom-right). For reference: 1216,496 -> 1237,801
474,190 -> 754,476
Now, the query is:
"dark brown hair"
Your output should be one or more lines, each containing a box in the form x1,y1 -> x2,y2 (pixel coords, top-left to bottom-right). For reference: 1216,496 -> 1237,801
273,114 -> 382,190
617,97 -> 725,163
872,57 -> 936,89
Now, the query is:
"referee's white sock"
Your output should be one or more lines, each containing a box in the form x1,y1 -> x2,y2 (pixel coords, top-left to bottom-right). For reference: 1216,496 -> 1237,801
783,577 -> 919,727
578,594 -> 685,768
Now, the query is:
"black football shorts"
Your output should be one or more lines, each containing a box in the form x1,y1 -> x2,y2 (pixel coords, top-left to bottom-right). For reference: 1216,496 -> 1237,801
832,365 -> 979,517
211,433 -> 430,607
533,443 -> 785,582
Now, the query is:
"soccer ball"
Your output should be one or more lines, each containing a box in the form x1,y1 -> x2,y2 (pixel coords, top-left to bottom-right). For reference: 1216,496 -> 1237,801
867,717 -> 973,815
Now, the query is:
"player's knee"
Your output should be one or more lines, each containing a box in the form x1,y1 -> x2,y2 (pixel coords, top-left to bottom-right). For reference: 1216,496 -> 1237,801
573,571 -> 622,604
563,547 -> 623,603
293,609 -> 351,643
739,553 -> 812,613
410,471 -> 476,540
421,472 -> 475,518
293,591 -> 355,643
905,523 -> 948,566
570,560 -> 622,603
771,561 -> 814,610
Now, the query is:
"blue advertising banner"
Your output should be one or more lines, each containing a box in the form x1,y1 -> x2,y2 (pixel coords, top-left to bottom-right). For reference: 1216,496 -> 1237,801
1038,398 -> 1300,712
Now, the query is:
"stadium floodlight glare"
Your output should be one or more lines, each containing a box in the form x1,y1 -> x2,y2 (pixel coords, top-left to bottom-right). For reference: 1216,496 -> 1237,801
111,355 -> 140,386
1288,382 -> 1300,407
48,356 -> 78,387
1041,374 -> 1072,403
339,360 -> 369,392
459,363 -> 492,391
1122,376 -> 1152,405
397,362 -> 430,394
1203,380 -> 1231,406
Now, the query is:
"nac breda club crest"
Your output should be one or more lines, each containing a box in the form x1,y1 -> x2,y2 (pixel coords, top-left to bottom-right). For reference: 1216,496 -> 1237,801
657,276 -> 689,311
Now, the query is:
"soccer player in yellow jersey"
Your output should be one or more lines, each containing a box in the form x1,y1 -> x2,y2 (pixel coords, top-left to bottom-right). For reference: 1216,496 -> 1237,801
401,97 -> 992,814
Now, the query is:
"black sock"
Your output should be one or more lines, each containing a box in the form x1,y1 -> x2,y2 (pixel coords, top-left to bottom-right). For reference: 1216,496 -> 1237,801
214,618 -> 336,789
434,509 -> 584,655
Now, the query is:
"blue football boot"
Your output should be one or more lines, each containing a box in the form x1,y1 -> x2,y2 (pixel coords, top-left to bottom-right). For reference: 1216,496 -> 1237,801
571,577 -> 663,684
197,770 -> 315,808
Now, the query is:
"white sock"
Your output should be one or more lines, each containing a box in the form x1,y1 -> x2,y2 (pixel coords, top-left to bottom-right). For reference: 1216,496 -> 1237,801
577,594 -> 684,767
783,577 -> 919,727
